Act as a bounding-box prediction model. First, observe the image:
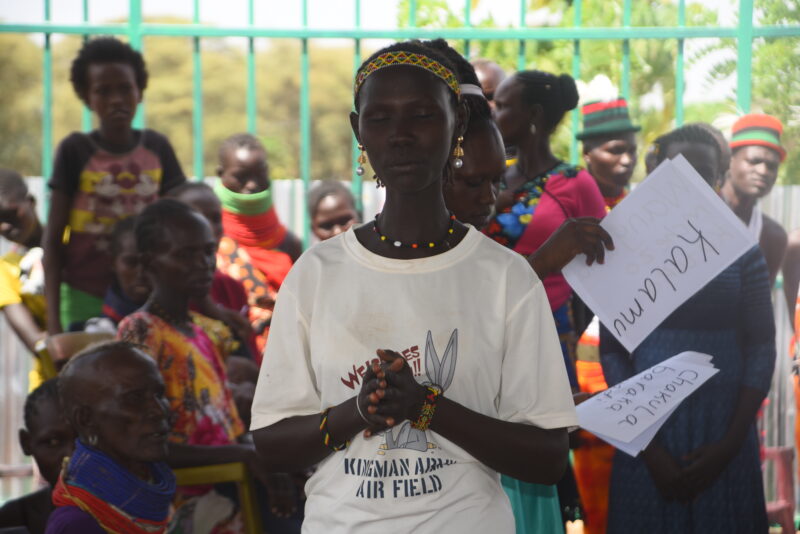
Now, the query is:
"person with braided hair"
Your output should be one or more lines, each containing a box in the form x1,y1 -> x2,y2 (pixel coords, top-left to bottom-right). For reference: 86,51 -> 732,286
486,69 -> 608,526
600,124 -> 774,533
251,40 -> 576,533
647,123 -> 723,186
487,70 -> 607,392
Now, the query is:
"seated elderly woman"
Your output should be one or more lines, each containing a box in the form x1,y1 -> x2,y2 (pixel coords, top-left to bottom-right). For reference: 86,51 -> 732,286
44,341 -> 175,534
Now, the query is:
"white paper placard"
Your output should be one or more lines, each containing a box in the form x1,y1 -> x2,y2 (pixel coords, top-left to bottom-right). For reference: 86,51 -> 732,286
590,405 -> 678,457
577,352 -> 719,452
563,155 -> 756,352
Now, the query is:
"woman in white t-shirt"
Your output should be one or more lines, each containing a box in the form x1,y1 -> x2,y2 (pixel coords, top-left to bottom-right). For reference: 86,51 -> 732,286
251,40 -> 577,534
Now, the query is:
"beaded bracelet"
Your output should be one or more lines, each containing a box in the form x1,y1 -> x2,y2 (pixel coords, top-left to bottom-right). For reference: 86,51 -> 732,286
319,408 -> 350,451
411,385 -> 442,431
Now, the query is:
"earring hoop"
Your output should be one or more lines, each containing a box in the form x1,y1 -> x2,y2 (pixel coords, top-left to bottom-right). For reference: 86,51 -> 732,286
452,136 -> 464,169
356,144 -> 367,176
87,434 -> 98,446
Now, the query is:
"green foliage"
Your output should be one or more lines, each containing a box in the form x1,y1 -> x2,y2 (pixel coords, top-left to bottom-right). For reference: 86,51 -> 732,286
143,30 -> 357,180
0,3 -> 795,185
679,0 -> 800,183
0,34 -> 43,175
751,0 -> 800,184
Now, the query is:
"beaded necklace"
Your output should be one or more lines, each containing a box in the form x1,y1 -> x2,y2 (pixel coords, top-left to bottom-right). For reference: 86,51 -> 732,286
604,190 -> 627,211
372,212 -> 456,249
52,440 -> 175,534
485,161 -> 574,249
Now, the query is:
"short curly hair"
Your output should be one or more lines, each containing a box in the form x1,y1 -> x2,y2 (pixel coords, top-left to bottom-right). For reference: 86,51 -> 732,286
0,168 -> 29,203
218,133 -> 267,167
70,37 -> 148,104
24,378 -> 61,431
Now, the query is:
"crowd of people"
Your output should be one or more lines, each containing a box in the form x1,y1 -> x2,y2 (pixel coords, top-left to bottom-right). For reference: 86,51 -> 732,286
0,34 -> 795,534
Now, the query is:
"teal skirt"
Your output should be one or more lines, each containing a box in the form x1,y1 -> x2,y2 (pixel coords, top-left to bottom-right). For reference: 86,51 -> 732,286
501,475 -> 564,534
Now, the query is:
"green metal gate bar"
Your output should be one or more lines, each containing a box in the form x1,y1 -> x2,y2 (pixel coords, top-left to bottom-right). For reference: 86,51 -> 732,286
4,0 -> 798,246
621,0 -> 631,102
299,2 -> 310,247
192,0 -> 203,185
517,1 -> 526,71
737,0 -> 756,113
570,0 -> 582,166
11,21 -> 800,38
351,0 -> 363,211
246,1 -> 256,135
41,0 -> 52,182
81,0 -> 92,132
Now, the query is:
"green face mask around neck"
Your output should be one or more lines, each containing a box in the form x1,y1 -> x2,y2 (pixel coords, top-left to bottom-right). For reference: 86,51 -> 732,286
213,181 -> 273,216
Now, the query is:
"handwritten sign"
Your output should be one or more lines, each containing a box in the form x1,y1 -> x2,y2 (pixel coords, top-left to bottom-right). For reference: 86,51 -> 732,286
563,155 -> 756,352
577,352 -> 718,456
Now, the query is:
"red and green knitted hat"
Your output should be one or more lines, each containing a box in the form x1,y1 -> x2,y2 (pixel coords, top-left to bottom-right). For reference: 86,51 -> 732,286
576,98 -> 640,141
730,113 -> 786,162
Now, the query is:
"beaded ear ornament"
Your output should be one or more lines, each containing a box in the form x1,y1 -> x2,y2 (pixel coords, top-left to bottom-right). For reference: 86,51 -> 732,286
356,144 -> 367,176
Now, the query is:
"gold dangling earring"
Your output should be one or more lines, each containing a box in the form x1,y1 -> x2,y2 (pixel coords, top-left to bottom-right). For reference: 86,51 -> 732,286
452,136 -> 464,169
356,144 -> 367,176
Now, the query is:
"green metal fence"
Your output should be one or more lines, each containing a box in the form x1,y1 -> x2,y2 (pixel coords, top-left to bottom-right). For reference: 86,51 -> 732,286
2,0 -> 799,244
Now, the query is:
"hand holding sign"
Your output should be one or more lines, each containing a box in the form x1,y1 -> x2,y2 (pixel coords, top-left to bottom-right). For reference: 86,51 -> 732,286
563,156 -> 755,352
576,352 -> 718,456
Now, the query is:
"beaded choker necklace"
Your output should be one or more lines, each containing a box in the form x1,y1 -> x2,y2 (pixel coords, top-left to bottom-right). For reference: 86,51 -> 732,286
372,212 -> 456,249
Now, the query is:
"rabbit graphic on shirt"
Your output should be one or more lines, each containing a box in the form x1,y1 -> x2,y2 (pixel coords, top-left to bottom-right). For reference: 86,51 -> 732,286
378,329 -> 457,454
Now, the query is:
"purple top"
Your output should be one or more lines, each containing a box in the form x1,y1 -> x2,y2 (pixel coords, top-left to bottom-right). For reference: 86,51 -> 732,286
44,506 -> 105,534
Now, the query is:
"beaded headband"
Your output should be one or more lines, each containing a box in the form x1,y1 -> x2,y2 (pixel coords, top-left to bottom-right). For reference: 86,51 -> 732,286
354,51 -> 461,99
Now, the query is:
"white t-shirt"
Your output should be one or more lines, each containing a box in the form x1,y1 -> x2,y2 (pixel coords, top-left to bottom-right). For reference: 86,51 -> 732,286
251,226 -> 577,534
